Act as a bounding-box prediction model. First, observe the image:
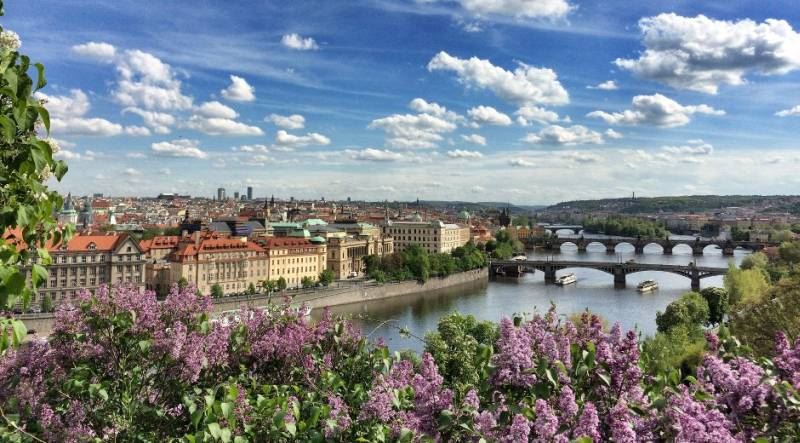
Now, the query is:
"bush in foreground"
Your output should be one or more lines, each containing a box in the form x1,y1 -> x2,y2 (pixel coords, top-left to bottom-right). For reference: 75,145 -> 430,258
0,285 -> 799,441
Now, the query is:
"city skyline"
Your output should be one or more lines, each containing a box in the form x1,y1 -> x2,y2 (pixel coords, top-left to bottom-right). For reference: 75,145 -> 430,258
5,0 -> 800,203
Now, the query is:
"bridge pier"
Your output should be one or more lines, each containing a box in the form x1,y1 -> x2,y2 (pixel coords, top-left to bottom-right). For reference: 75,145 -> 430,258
613,265 -> 626,289
606,243 -> 616,254
691,277 -> 701,291
663,244 -> 673,255
693,246 -> 704,256
543,265 -> 557,284
577,242 -> 588,253
722,247 -> 735,256
634,244 -> 645,255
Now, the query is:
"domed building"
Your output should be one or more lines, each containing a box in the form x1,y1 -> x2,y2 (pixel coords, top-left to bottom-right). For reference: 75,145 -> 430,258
458,210 -> 471,224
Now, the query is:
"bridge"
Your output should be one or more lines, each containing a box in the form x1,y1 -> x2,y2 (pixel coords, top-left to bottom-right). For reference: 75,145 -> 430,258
534,236 -> 775,256
540,224 -> 583,233
489,259 -> 727,291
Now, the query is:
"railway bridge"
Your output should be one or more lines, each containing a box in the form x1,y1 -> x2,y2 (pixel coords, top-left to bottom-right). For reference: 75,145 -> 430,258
489,259 -> 727,291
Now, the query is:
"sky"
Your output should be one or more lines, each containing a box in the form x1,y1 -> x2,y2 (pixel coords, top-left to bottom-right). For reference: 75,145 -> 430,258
4,0 -> 800,204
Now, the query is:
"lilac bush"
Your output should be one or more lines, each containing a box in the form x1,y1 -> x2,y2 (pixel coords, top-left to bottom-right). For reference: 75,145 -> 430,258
0,284 -> 798,441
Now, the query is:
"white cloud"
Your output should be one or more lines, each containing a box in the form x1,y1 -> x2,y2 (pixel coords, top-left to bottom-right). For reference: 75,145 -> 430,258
776,105 -> 800,117
346,148 -> 406,162
442,0 -> 573,20
471,185 -> 486,193
113,49 -> 193,111
268,113 -> 306,130
427,51 -> 569,106
562,151 -> 602,163
369,113 -> 457,149
54,150 -> 83,160
587,94 -> 724,128
36,89 -> 90,117
408,98 -> 464,122
151,139 -> 208,159
515,105 -> 562,125
185,101 -> 263,136
274,130 -> 331,150
605,129 -> 623,139
461,134 -> 487,145
236,144 -> 270,153
123,108 -> 176,134
195,101 -> 238,119
221,75 -> 256,102
616,14 -> 800,94
447,149 -> 484,159
467,105 -> 512,126
124,125 -> 151,136
159,167 -> 171,175
508,158 -> 536,167
523,125 -> 605,145
123,167 -> 142,176
126,152 -> 147,159
71,41 -> 116,62
662,141 -> 714,156
281,33 -> 319,51
49,116 -> 123,137
587,80 -> 618,90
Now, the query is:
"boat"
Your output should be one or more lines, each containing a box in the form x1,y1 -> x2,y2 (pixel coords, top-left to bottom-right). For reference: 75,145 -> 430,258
511,254 -> 527,261
637,280 -> 658,292
555,273 -> 577,286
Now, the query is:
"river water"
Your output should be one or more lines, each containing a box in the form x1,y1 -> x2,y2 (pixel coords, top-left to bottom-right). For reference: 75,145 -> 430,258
321,233 -> 747,352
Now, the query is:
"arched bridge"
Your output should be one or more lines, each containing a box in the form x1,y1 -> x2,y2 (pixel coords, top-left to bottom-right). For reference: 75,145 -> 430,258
489,259 -> 727,291
536,236 -> 776,256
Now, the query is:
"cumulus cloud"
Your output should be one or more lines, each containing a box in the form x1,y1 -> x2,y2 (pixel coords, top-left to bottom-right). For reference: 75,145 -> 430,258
515,105 -> 563,125
346,148 -> 406,162
112,49 -> 193,110
430,0 -> 572,20
185,101 -> 263,135
662,140 -> 714,156
124,126 -> 151,136
151,139 -> 208,159
71,41 -> 116,62
461,134 -> 487,145
587,80 -> 617,90
195,101 -> 238,119
123,167 -> 142,176
236,144 -> 270,153
369,113 -> 457,149
274,130 -> 331,150
447,149 -> 484,159
562,151 -> 602,163
221,75 -> 256,102
471,185 -> 486,193
427,51 -> 569,106
281,33 -> 319,50
467,105 -> 512,126
268,113 -> 306,129
35,89 -> 127,136
616,14 -> 800,94
508,158 -> 536,167
408,98 -> 464,122
605,129 -> 623,139
123,108 -> 176,134
523,125 -> 605,145
776,105 -> 800,117
125,152 -> 147,159
587,94 -> 724,128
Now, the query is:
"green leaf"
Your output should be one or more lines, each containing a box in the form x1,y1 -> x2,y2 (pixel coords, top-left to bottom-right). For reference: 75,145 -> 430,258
597,372 -> 611,387
285,421 -> 296,436
37,106 -> 49,133
11,320 -> 26,347
31,264 -> 48,287
220,428 -> 232,443
220,402 -> 233,419
207,423 -> 222,439
0,115 -> 15,142
33,62 -> 46,91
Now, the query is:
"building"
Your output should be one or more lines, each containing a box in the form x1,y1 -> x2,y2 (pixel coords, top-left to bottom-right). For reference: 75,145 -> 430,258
217,187 -> 226,201
326,234 -> 394,279
259,237 -> 327,288
234,191 -> 240,200
57,192 -> 78,225
29,232 -> 146,306
382,220 -> 470,254
247,186 -> 253,200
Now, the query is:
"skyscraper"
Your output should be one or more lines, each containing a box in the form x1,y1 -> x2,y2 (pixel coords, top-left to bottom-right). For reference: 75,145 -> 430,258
247,186 -> 253,200
234,191 -> 240,200
217,187 -> 226,201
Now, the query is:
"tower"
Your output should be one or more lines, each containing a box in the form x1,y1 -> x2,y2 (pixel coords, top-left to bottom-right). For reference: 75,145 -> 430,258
247,186 -> 253,201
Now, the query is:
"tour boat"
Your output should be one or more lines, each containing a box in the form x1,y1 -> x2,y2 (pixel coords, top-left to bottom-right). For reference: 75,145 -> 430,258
637,280 -> 658,292
511,254 -> 528,261
555,273 -> 577,286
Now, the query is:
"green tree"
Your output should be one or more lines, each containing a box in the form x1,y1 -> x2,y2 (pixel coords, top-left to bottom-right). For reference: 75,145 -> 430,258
404,244 -> 430,282
729,276 -> 800,356
177,277 -> 188,290
210,284 -> 224,298
318,269 -> 334,286
40,293 -> 53,313
0,2 -> 71,349
655,292 -> 710,333
276,276 -> 287,291
246,282 -> 256,295
641,324 -> 706,375
778,241 -> 800,264
699,287 -> 729,325
740,252 -> 768,270
771,230 -> 795,243
724,262 -> 770,306
301,276 -> 315,289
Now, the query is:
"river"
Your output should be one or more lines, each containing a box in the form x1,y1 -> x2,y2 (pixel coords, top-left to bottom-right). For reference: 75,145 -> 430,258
320,233 -> 749,353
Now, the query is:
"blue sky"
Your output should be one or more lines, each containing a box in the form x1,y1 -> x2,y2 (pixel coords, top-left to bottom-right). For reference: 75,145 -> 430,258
5,0 -> 800,204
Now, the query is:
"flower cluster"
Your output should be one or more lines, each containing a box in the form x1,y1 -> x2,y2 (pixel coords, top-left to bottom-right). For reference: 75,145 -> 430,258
0,29 -> 20,51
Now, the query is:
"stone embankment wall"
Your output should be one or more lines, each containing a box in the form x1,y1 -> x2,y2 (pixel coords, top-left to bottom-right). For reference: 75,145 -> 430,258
19,268 -> 489,335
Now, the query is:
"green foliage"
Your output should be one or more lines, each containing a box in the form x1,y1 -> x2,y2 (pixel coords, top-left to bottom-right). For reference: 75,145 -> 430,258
771,230 -> 795,243
301,276 -> 315,289
364,241 -> 486,283
210,283 -> 224,298
583,215 -> 667,238
246,282 -> 256,295
655,292 -> 709,333
424,312 -> 497,395
137,226 -> 182,240
404,244 -> 430,282
318,269 -> 334,286
699,287 -> 729,325
489,229 -> 522,259
730,277 -> 800,356
740,252 -> 768,270
724,262 -> 770,306
641,324 -> 706,376
178,277 -> 189,290
40,293 -> 52,313
276,276 -> 287,291
778,241 -> 800,264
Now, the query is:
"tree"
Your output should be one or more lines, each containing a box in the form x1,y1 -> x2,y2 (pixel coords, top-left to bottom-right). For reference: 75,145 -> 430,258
40,293 -> 53,313
740,252 -> 768,270
729,276 -> 800,356
699,287 -> 729,325
246,282 -> 256,295
771,230 -> 795,243
778,241 -> 800,264
724,262 -> 770,306
404,244 -> 430,282
301,276 -> 315,289
319,269 -> 334,286
177,277 -> 188,290
0,2 -> 71,349
210,284 -> 224,298
276,276 -> 287,291
655,292 -> 709,333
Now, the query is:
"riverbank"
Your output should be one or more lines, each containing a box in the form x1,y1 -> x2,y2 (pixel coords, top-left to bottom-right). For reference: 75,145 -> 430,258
18,268 -> 490,335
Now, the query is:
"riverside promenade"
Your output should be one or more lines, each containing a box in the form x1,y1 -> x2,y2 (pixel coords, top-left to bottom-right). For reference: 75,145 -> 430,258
18,268 -> 489,335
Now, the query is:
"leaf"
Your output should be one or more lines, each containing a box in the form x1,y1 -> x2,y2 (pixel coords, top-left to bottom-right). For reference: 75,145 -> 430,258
11,320 -> 26,347
285,421 -> 296,436
0,115 -> 15,142
31,264 -> 48,287
33,62 -> 46,91
597,372 -> 611,387
207,423 -> 222,439
220,402 -> 233,419
37,106 -> 49,133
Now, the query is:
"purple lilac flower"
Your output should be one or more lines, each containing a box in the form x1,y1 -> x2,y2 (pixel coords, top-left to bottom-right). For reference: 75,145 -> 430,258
573,402 -> 601,442
534,398 -> 559,440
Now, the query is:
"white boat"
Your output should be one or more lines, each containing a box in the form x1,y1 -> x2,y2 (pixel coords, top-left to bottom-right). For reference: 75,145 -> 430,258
555,273 -> 577,286
511,254 -> 528,261
637,280 -> 658,292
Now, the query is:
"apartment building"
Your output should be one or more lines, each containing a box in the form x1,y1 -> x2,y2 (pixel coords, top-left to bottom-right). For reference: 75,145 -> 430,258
326,234 -> 394,279
260,237 -> 327,288
382,220 -> 470,254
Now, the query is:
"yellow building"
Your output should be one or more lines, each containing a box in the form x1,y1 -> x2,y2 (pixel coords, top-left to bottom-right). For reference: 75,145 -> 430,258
326,235 -> 394,279
261,237 -> 327,288
382,220 -> 470,254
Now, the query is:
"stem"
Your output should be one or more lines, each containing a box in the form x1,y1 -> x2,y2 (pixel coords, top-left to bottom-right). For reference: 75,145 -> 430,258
0,405 -> 47,443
